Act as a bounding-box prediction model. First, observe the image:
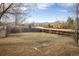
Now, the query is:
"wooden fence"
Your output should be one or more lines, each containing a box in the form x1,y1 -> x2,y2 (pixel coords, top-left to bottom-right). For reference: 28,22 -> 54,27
34,27 -> 78,36
0,26 -> 78,37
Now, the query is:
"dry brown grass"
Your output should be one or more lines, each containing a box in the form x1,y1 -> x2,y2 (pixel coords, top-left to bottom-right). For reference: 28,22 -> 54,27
0,32 -> 79,56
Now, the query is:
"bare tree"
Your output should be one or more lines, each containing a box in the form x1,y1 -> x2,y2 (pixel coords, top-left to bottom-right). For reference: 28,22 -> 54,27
74,3 -> 79,45
0,3 -> 13,21
0,3 -> 31,37
7,3 -> 30,26
0,3 -> 13,37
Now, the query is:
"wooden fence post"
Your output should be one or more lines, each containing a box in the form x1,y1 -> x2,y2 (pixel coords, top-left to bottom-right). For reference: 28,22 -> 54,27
74,3 -> 79,45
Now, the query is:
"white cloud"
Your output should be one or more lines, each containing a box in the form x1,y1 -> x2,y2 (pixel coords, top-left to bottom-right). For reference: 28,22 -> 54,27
36,3 -> 73,10
56,3 -> 73,13
21,7 -> 27,10
36,3 -> 54,10
59,3 -> 73,7
58,9 -> 68,13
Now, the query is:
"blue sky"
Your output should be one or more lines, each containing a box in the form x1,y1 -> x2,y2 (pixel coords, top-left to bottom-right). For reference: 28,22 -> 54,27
26,3 -> 74,23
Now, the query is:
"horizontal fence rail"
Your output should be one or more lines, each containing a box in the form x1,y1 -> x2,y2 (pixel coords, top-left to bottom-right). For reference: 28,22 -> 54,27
34,27 -> 78,36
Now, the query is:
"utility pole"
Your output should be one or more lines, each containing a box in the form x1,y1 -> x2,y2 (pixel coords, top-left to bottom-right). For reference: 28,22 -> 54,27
74,3 -> 79,45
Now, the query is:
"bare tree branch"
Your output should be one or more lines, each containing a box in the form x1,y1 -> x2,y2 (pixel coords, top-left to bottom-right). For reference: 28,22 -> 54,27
0,3 -> 13,20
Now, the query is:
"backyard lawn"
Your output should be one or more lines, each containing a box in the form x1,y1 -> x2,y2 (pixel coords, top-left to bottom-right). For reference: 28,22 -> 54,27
0,32 -> 79,56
